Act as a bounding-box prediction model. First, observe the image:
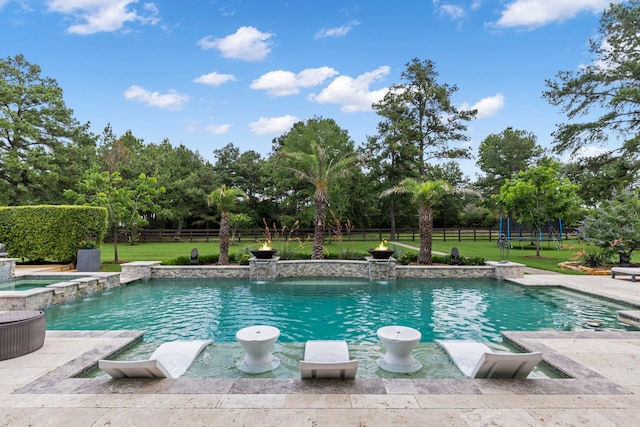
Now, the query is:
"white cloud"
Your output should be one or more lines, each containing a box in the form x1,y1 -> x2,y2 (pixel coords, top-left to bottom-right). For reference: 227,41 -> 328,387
309,66 -> 390,112
205,124 -> 231,134
470,1 -> 483,11
315,20 -> 359,39
249,115 -> 298,135
46,0 -> 160,35
123,85 -> 189,110
461,93 -> 505,118
184,120 -> 199,133
193,72 -> 237,86
569,146 -> 609,161
251,67 -> 339,96
494,0 -> 616,29
439,4 -> 466,20
197,26 -> 273,61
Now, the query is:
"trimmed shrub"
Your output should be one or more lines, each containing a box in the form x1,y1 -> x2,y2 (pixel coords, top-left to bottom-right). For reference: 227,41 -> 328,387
0,205 -> 107,263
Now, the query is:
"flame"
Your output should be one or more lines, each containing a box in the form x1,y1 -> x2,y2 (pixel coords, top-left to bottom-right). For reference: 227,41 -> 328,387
260,241 -> 272,250
374,241 -> 388,251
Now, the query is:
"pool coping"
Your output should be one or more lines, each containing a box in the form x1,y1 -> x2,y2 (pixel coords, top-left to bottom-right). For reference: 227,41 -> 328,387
12,329 -> 634,397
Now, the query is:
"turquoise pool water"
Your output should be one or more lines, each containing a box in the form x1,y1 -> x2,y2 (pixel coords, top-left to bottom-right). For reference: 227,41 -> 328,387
44,277 -> 638,343
0,275 -> 81,291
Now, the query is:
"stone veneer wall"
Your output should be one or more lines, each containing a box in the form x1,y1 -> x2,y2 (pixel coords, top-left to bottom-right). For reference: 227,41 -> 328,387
0,258 -> 16,282
276,260 -> 370,278
0,273 -> 121,310
485,261 -> 526,279
150,265 -> 249,280
126,260 -> 525,281
397,265 -> 495,279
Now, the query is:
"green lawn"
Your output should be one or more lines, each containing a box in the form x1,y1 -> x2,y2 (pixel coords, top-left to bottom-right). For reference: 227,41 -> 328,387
426,239 -> 585,274
98,238 -> 585,274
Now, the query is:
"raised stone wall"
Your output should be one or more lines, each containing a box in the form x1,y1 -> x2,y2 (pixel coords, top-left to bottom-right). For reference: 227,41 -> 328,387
0,273 -> 121,310
485,261 -> 526,279
128,260 -> 525,282
120,261 -> 162,281
149,265 -> 249,280
397,265 -> 495,279
276,260 -> 370,278
0,258 -> 15,282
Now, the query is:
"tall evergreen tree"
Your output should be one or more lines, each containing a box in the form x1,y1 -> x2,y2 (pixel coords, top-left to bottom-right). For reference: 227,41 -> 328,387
0,54 -> 95,205
475,127 -> 543,200
543,0 -> 640,189
373,58 -> 476,181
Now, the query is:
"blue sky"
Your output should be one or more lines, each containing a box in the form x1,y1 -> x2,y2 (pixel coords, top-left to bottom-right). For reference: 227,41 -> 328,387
0,0 -> 619,178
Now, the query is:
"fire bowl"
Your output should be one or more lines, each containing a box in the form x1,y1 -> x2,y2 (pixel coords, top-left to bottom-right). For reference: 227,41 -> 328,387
367,249 -> 395,260
250,249 -> 279,259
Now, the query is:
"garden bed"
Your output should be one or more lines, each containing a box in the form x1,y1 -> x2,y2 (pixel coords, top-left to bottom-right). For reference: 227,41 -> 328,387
558,261 -> 610,275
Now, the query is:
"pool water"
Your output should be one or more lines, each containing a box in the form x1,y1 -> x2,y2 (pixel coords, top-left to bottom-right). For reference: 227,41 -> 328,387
44,277 -> 638,343
0,275 -> 81,291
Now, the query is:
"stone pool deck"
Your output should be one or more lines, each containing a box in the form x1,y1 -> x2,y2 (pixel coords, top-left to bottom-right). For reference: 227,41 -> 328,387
1,272 -> 640,425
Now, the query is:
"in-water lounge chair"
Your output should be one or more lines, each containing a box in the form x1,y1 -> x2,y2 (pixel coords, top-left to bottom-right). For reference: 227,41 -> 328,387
436,339 -> 542,379
299,340 -> 358,379
99,340 -> 212,378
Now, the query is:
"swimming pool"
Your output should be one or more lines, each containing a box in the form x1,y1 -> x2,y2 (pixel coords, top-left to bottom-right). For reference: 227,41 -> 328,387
44,277 -> 638,343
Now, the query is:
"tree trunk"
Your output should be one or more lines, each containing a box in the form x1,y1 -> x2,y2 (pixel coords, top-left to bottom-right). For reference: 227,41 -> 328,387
417,204 -> 433,265
219,211 -> 230,264
112,230 -> 119,263
312,189 -> 327,260
389,198 -> 396,241
174,219 -> 183,240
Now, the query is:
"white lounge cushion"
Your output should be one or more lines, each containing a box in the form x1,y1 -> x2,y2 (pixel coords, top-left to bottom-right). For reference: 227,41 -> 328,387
99,339 -> 212,379
300,340 -> 358,379
98,359 -> 173,379
436,339 -> 542,379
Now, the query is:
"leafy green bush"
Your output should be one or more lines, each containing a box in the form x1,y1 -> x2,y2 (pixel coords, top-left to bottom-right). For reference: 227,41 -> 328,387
459,256 -> 486,266
398,252 -> 418,265
200,254 -> 218,264
323,246 -> 368,260
398,252 -> 485,265
162,255 -> 190,265
162,253 -> 218,265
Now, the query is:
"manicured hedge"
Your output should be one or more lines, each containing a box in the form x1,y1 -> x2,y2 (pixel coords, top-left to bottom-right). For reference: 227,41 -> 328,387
0,205 -> 108,263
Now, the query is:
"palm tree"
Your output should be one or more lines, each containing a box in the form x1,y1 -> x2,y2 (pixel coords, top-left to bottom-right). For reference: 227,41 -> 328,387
278,141 -> 360,259
381,178 -> 460,265
207,185 -> 247,264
